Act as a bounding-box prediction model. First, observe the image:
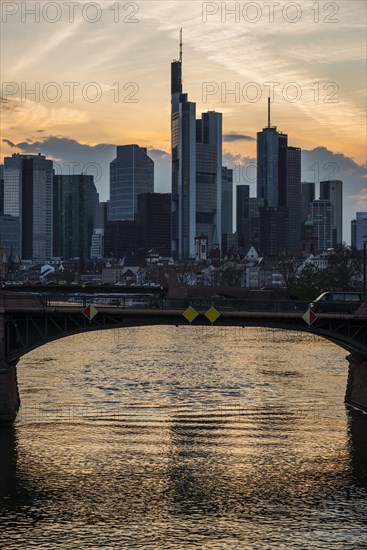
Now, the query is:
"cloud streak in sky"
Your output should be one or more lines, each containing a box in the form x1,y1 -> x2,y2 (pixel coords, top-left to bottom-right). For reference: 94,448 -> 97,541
223,133 -> 255,142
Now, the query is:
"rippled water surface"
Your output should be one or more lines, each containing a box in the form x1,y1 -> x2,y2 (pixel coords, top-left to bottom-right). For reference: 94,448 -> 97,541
1,326 -> 366,549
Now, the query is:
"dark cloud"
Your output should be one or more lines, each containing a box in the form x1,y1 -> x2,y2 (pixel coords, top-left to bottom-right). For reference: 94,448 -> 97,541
301,147 -> 366,193
2,139 -> 16,148
148,148 -> 169,158
223,133 -> 255,142
3,136 -> 171,198
302,147 -> 367,242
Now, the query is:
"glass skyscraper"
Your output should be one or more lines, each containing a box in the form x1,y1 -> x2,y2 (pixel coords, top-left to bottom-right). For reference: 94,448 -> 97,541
53,174 -> 98,259
171,35 -> 223,259
351,212 -> 367,250
221,166 -> 233,237
320,180 -> 343,245
4,153 -> 53,261
257,100 -> 302,255
286,146 -> 301,252
109,145 -> 154,221
311,200 -> 333,252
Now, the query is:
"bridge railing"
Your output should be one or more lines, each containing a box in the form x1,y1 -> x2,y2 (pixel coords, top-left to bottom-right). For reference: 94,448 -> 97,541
39,293 -> 309,313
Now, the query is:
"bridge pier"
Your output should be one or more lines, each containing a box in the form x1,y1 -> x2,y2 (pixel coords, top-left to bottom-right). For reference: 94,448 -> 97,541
345,354 -> 367,412
0,295 -> 20,423
0,360 -> 20,423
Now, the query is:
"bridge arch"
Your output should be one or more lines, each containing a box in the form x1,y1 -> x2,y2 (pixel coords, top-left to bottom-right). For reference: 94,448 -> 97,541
1,301 -> 367,422
4,307 -> 367,363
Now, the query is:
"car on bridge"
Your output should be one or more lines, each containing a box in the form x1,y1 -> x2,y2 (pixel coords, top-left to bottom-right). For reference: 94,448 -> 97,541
309,292 -> 366,314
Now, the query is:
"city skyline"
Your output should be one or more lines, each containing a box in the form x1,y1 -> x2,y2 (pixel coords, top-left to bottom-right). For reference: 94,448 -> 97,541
1,1 -> 366,243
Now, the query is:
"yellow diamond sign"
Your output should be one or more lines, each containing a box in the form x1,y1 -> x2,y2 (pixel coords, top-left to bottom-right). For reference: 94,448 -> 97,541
183,306 -> 198,324
205,306 -> 221,324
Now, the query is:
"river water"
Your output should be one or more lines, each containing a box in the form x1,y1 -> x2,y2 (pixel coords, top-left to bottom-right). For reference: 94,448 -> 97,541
0,326 -> 366,549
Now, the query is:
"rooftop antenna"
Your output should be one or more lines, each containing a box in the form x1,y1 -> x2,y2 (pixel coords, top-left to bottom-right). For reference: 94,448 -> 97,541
268,96 -> 271,128
180,28 -> 182,64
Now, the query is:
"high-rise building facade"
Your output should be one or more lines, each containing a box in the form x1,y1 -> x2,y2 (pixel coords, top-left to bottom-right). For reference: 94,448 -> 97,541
301,182 -> 315,223
53,174 -> 98,259
320,180 -> 343,245
0,215 -> 20,257
0,165 -> 4,215
221,166 -> 233,237
3,154 -> 22,218
248,197 -> 265,252
109,145 -> 154,221
260,206 -> 289,257
4,153 -> 53,261
137,193 -> 171,256
311,200 -> 333,252
257,100 -> 302,256
171,35 -> 222,259
104,221 -> 138,260
257,101 -> 288,256
236,185 -> 250,249
196,111 -> 222,250
257,101 -> 288,208
285,146 -> 301,252
95,201 -> 108,230
90,229 -> 104,259
351,212 -> 367,250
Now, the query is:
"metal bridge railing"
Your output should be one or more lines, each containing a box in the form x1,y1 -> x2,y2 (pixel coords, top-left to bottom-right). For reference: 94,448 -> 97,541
39,293 -> 309,314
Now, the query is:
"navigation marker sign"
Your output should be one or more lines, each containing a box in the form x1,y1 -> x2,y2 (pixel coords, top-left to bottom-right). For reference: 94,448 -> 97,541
83,304 -> 98,322
183,306 -> 198,324
205,306 -> 221,324
302,309 -> 318,327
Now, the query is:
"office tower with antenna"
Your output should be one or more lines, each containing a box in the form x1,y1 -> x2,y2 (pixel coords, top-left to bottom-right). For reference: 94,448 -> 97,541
171,30 -> 223,260
257,98 -> 301,255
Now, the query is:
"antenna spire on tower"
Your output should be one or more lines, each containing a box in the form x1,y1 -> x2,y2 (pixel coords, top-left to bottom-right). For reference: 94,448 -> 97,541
179,28 -> 182,64
268,96 -> 271,128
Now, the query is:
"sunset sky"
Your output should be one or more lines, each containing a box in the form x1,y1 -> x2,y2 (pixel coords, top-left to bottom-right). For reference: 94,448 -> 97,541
1,0 -> 366,241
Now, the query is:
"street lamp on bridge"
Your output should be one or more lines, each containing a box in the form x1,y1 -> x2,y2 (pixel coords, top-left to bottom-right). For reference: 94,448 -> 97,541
363,238 -> 367,292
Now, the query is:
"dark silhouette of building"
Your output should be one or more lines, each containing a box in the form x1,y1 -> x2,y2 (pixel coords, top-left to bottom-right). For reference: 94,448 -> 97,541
171,32 -> 223,259
257,100 -> 288,209
236,185 -> 250,248
311,199 -> 333,252
259,206 -> 289,258
94,198 -> 107,230
0,215 -> 20,257
301,182 -> 315,223
137,193 -> 171,256
351,212 -> 367,250
301,218 -> 317,255
257,99 -> 302,256
222,166 -> 233,245
109,145 -> 154,221
0,165 -> 4,215
104,220 -> 138,260
53,174 -> 97,259
248,197 -> 264,252
320,180 -> 343,245
285,146 -> 301,252
3,154 -> 53,260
